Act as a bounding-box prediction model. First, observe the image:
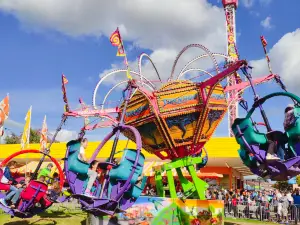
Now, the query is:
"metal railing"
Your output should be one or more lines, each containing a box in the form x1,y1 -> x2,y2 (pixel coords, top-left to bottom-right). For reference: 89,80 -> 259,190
225,200 -> 300,224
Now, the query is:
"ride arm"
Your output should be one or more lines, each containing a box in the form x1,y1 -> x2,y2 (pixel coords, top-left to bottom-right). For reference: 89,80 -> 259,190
248,92 -> 300,119
200,60 -> 247,100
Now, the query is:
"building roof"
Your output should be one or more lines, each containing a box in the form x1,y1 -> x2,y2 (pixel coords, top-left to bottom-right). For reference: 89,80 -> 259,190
0,137 -> 251,176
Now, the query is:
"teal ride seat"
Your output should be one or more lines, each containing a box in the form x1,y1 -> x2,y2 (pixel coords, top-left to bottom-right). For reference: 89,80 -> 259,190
66,141 -> 89,175
109,149 -> 145,185
126,176 -> 147,199
285,107 -> 300,155
238,149 -> 257,168
107,149 -> 145,198
232,118 -> 268,148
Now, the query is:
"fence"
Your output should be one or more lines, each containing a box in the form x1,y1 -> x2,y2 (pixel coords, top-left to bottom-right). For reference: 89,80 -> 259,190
224,200 -> 300,224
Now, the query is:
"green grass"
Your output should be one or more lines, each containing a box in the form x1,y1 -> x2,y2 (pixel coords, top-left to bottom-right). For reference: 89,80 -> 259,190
0,208 -> 87,225
225,217 -> 277,225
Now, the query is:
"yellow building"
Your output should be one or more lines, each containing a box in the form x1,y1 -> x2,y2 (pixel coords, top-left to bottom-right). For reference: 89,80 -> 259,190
0,137 -> 250,189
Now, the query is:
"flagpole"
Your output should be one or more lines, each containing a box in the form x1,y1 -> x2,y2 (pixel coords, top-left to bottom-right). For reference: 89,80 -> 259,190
260,36 -> 273,75
25,106 -> 32,175
117,27 -> 132,80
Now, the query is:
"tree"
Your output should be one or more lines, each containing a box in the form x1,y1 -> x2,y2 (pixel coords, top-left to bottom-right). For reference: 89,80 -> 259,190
4,132 -> 20,144
272,181 -> 293,192
296,175 -> 300,186
4,129 -> 43,144
29,129 -> 40,143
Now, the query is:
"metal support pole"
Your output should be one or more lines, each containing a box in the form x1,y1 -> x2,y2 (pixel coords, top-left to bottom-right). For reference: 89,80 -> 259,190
31,116 -> 67,180
86,214 -> 104,225
99,82 -> 134,198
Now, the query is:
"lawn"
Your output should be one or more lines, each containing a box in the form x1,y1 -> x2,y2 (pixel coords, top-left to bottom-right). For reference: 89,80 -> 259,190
0,208 -> 87,225
0,209 -> 280,225
225,217 -> 277,225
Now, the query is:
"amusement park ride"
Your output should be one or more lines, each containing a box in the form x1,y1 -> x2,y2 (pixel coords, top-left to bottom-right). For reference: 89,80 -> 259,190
0,0 -> 300,220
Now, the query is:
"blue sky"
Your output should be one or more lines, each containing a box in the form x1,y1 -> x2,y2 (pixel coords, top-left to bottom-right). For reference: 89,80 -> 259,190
0,0 -> 299,142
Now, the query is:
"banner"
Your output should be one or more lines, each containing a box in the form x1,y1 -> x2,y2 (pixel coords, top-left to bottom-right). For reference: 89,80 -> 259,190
21,106 -> 32,149
40,115 -> 48,151
0,95 -> 9,137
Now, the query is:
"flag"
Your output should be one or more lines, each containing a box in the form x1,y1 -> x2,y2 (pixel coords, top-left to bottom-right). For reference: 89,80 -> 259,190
21,106 -> 32,149
62,74 -> 69,112
110,29 -> 122,46
40,115 -> 48,151
260,36 -> 267,48
126,68 -> 132,80
117,45 -> 126,57
110,28 -> 126,57
0,95 -> 9,137
110,28 -> 132,80
62,75 -> 68,85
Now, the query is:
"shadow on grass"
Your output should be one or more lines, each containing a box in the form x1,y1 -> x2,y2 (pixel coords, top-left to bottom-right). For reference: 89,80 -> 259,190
80,219 -> 86,225
38,211 -> 72,219
4,218 -> 57,225
4,222 -> 30,225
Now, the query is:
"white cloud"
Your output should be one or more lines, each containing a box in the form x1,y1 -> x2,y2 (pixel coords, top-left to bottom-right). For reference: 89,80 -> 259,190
241,0 -> 255,8
241,0 -> 271,8
259,0 -> 272,5
250,29 -> 300,94
260,16 -> 273,29
5,119 -> 24,129
50,129 -> 77,142
0,0 -> 229,84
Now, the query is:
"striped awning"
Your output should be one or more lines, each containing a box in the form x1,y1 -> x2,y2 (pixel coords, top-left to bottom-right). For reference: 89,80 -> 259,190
143,162 -> 223,178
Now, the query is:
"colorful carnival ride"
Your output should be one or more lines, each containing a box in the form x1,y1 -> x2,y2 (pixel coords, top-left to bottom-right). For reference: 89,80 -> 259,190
62,57 -> 247,217
1,1 -> 300,221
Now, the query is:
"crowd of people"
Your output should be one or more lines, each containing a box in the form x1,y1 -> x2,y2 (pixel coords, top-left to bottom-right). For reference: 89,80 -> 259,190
206,188 -> 299,223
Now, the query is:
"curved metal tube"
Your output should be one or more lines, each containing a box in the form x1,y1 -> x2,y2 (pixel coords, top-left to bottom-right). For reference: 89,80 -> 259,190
138,52 -> 162,85
0,149 -> 65,190
92,70 -> 155,109
100,80 -> 154,111
177,53 -> 230,80
177,68 -> 214,80
247,92 -> 300,119
169,44 -> 220,81
88,124 -> 142,201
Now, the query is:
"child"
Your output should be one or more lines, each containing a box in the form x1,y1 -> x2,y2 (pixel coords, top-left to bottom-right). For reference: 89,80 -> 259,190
84,160 -> 99,197
47,181 -> 60,201
0,176 -> 30,208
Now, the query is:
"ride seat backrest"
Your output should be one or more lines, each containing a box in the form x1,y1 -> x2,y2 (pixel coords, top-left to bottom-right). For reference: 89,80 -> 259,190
0,168 -> 3,180
0,168 -> 10,191
286,107 -> 300,154
238,149 -> 257,168
67,141 -> 81,154
21,180 -> 48,203
67,142 -> 89,175
109,149 -> 145,185
232,118 -> 267,147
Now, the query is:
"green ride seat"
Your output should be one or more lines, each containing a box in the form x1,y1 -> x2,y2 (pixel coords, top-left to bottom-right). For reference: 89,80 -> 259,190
232,117 -> 268,148
66,141 -> 89,175
238,149 -> 257,168
285,107 -> 300,155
